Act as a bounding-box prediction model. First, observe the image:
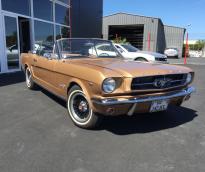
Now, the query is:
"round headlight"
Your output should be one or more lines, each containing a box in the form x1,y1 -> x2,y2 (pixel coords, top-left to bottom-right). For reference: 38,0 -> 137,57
102,78 -> 116,93
186,73 -> 192,84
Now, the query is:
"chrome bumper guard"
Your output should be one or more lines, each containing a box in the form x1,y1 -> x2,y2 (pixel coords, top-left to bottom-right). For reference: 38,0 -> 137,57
92,86 -> 196,106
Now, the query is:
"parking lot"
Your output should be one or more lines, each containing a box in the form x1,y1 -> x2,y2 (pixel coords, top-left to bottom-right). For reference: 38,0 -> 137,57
0,63 -> 205,172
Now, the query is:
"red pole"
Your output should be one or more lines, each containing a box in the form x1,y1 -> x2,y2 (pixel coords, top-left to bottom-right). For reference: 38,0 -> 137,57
148,32 -> 151,51
184,32 -> 189,64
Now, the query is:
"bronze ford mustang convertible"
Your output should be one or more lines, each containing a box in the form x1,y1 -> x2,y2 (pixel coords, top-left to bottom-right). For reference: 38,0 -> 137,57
21,38 -> 195,129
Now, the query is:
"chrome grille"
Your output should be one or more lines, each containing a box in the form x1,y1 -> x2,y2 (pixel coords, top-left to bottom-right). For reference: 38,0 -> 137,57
131,74 -> 187,90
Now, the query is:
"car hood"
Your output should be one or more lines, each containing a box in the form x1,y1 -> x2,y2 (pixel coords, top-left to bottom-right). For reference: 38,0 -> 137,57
138,51 -> 166,57
71,58 -> 192,78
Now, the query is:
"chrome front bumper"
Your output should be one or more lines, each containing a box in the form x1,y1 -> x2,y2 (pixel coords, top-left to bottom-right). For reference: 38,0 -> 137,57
92,86 -> 196,106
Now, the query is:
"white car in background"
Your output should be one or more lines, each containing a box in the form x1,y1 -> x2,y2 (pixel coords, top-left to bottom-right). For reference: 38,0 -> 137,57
164,48 -> 179,58
114,43 -> 167,63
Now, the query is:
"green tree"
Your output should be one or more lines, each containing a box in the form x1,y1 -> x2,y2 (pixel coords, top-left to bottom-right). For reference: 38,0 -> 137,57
193,40 -> 205,50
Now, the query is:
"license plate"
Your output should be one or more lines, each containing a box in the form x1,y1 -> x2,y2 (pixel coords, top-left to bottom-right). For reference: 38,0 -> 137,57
150,100 -> 169,112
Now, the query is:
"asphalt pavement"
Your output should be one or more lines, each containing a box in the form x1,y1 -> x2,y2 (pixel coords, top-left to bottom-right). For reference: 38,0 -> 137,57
0,64 -> 204,172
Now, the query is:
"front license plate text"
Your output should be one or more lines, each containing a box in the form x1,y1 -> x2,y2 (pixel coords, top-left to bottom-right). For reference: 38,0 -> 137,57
150,100 -> 169,112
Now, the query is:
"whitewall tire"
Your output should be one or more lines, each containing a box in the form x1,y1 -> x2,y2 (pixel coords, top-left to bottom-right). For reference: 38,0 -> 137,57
67,85 -> 101,129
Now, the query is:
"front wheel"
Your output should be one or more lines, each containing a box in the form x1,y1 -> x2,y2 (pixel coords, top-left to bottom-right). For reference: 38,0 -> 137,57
67,85 -> 102,129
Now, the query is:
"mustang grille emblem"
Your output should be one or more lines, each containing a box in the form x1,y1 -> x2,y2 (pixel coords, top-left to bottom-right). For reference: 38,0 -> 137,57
153,78 -> 172,88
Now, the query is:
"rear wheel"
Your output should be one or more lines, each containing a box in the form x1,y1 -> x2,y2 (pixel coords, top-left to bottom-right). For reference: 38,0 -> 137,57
135,57 -> 148,62
67,85 -> 102,129
25,67 -> 36,90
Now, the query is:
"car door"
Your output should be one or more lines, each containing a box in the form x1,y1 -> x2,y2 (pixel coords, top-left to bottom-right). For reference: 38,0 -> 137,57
32,43 -> 57,90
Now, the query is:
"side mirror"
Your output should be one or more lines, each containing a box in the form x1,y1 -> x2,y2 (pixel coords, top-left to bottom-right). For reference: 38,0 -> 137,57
44,53 -> 59,60
43,53 -> 52,59
29,50 -> 36,54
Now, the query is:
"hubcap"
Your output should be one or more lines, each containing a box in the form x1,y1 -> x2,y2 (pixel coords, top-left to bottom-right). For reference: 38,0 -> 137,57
69,91 -> 91,123
78,101 -> 88,112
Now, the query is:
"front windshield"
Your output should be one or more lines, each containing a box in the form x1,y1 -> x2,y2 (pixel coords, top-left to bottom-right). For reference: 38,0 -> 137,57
121,44 -> 139,52
57,39 -> 121,59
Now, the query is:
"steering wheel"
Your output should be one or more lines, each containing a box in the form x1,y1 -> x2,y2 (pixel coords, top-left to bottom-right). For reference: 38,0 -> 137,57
98,53 -> 110,57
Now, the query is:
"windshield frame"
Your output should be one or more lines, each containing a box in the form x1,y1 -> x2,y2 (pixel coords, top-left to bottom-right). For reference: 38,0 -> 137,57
56,38 -> 123,59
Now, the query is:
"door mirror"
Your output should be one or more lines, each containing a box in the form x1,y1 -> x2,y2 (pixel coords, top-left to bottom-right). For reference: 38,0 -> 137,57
29,50 -> 36,54
43,53 -> 52,59
44,53 -> 59,60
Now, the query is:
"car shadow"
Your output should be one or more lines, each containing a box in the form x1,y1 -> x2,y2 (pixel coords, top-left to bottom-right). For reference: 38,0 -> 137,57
0,71 -> 25,87
40,87 -> 198,135
40,88 -> 67,108
98,106 -> 198,135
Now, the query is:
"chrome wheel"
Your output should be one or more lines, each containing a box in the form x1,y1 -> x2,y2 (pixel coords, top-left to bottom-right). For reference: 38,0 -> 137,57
26,68 -> 32,88
68,90 -> 93,124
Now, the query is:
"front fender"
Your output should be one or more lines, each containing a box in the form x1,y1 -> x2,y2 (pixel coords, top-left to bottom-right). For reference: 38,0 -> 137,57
67,78 -> 100,110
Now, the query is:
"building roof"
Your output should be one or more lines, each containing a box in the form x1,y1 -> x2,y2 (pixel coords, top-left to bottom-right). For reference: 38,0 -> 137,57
104,12 -> 160,20
104,12 -> 185,30
164,25 -> 185,30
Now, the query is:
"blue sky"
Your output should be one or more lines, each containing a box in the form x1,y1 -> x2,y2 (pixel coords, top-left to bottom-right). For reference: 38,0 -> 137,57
104,0 -> 205,40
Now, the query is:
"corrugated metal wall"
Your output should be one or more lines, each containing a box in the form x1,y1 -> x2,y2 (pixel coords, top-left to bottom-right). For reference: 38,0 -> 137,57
164,25 -> 185,57
103,13 -> 185,56
103,13 -> 159,52
71,0 -> 103,38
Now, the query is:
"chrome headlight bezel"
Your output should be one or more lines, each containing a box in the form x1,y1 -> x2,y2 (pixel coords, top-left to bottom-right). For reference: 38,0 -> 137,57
102,78 -> 116,93
186,73 -> 192,84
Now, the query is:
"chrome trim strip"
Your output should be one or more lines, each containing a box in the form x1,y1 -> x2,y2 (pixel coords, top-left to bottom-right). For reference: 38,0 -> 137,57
92,86 -> 196,105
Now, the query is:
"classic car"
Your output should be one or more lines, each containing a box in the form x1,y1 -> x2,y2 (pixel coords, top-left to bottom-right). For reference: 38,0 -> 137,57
114,43 -> 167,63
21,38 -> 195,129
